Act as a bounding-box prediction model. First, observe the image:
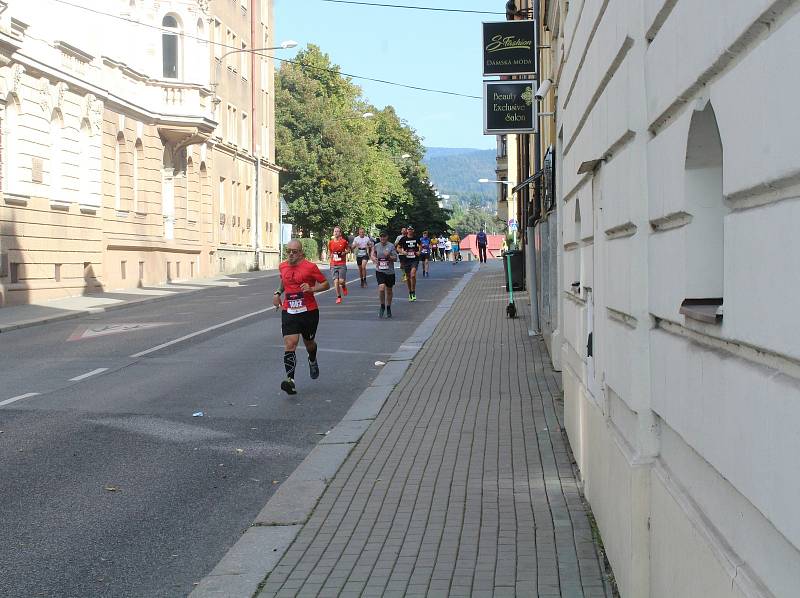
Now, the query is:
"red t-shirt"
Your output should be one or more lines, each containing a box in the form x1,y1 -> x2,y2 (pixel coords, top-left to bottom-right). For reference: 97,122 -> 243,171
328,238 -> 349,266
279,259 -> 327,313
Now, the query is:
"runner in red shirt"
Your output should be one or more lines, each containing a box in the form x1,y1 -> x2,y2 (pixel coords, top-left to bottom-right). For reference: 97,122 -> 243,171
328,226 -> 350,304
272,239 -> 330,395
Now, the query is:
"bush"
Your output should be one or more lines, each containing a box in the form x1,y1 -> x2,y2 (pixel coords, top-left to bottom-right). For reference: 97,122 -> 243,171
281,237 -> 321,261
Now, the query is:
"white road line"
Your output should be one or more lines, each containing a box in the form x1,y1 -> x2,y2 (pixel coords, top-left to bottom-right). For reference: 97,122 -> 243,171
69,368 -> 108,382
130,275 -> 361,359
0,392 -> 40,407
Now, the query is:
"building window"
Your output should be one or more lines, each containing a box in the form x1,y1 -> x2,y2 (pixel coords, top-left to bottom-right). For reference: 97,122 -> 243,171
134,139 -> 144,212
241,113 -> 249,152
79,121 -> 91,203
50,111 -> 64,201
115,133 -> 125,210
162,15 -> 181,79
213,19 -> 222,61
681,102 -> 727,323
4,96 -> 21,194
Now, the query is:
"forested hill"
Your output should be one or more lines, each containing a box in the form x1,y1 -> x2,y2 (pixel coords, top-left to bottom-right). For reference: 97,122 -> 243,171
423,147 -> 496,206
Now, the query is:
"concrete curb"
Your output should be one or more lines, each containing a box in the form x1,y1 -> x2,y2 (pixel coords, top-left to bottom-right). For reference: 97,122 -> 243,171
189,264 -> 479,598
0,274 -> 274,334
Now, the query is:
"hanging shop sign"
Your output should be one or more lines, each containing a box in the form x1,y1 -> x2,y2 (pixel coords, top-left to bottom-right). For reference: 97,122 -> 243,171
484,80 -> 537,135
482,20 -> 537,76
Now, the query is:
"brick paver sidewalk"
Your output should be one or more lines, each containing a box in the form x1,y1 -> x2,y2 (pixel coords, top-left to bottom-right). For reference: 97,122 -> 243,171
259,264 -> 613,597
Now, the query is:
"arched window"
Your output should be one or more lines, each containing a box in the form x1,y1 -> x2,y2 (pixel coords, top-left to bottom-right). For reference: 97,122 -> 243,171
50,111 -> 64,201
684,103 -> 726,304
115,132 -> 125,210
134,139 -> 144,212
162,15 -> 181,79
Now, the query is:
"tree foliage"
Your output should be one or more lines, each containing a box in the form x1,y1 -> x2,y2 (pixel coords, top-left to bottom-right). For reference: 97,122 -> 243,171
276,45 -> 450,241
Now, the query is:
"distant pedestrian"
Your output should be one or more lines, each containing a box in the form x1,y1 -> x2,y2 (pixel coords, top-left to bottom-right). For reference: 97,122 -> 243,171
398,226 -> 421,301
430,235 -> 439,261
273,239 -> 330,395
352,227 -> 373,288
437,234 -> 447,261
419,230 -> 432,277
476,228 -> 488,263
444,237 -> 452,261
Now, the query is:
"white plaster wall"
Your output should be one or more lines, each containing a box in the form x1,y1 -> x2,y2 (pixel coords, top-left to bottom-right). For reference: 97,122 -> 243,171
651,327 -> 800,552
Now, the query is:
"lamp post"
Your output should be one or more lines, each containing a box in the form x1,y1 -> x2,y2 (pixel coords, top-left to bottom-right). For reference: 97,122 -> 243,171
211,40 -> 297,269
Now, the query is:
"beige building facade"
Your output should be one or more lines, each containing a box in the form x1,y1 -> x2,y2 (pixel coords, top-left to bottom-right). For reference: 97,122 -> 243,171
0,0 -> 280,307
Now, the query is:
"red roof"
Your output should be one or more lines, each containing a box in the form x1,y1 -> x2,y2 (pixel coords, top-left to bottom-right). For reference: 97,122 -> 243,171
460,234 -> 505,259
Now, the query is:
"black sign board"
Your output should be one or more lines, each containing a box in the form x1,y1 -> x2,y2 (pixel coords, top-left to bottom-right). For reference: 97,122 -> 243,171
482,20 -> 537,76
484,81 -> 537,135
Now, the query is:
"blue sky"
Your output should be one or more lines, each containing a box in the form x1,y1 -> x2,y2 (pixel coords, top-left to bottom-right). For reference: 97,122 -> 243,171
274,0 -> 502,150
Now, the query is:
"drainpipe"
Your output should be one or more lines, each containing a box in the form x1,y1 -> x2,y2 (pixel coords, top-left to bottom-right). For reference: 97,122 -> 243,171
528,0 -> 542,335
251,1 -> 260,269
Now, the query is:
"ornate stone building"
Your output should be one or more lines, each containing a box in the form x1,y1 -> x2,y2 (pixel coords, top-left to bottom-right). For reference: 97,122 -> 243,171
0,0 -> 279,306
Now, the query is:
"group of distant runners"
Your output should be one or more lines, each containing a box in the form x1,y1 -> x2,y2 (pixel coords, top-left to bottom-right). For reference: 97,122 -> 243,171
272,225 -> 464,395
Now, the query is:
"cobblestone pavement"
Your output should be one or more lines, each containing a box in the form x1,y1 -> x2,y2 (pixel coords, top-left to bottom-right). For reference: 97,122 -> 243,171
258,264 -> 613,597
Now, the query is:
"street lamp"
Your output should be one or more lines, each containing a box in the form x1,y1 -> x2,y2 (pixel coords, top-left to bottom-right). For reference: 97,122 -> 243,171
478,178 -> 514,186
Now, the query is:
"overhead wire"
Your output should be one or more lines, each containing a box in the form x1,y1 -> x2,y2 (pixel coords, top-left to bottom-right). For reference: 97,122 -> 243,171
45,0 -> 481,100
316,0 -> 504,15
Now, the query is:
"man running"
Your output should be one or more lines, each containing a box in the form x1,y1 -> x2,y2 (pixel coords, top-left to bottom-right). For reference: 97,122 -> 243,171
419,230 -> 432,277
351,227 -> 373,287
328,226 -> 350,304
272,239 -> 330,395
398,225 -> 421,301
395,227 -> 407,282
371,231 -> 398,318
437,234 -> 447,261
430,235 -> 438,261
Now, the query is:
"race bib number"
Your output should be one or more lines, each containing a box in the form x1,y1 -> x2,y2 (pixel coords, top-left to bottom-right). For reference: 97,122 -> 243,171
405,249 -> 416,258
378,259 -> 389,271
286,292 -> 307,314
332,252 -> 342,261
357,249 -> 367,256
421,248 -> 429,254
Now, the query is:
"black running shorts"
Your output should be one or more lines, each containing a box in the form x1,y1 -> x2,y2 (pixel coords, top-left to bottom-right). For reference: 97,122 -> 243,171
375,271 -> 396,288
402,259 -> 419,274
281,309 -> 320,340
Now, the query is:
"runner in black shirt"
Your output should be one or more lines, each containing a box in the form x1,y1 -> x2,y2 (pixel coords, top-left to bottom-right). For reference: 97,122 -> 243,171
399,226 -> 421,301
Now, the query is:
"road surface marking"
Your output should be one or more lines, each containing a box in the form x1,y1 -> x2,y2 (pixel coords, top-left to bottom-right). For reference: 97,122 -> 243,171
68,322 -> 173,342
130,308 -> 276,357
69,368 -> 108,382
130,276 -> 360,359
0,392 -> 40,407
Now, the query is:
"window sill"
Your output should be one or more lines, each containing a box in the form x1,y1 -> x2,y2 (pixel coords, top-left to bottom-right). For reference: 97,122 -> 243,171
134,211 -> 147,218
680,298 -> 723,324
4,192 -> 30,206
115,209 -> 130,218
79,203 -> 100,214
49,199 -> 72,211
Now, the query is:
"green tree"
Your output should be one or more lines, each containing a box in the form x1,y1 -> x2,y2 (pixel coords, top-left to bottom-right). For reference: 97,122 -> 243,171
276,46 -> 402,240
448,207 -> 505,238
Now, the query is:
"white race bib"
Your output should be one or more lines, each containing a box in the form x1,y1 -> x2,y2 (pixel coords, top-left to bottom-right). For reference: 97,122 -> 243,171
405,249 -> 416,258
378,259 -> 389,271
286,292 -> 307,314
332,253 -> 342,261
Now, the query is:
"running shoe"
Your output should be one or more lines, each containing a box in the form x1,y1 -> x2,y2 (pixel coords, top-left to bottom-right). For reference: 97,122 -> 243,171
280,378 -> 297,395
386,306 -> 392,318
342,286 -> 349,296
309,360 -> 319,380
402,273 -> 407,282
411,293 -> 417,302
336,296 -> 342,304
408,293 -> 413,302
379,305 -> 385,318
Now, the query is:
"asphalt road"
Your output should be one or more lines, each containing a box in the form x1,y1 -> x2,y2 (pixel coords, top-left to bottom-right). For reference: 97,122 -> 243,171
0,260 -> 467,598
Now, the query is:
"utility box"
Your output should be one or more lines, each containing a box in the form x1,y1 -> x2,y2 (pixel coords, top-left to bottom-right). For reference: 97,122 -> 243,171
504,250 -> 525,291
